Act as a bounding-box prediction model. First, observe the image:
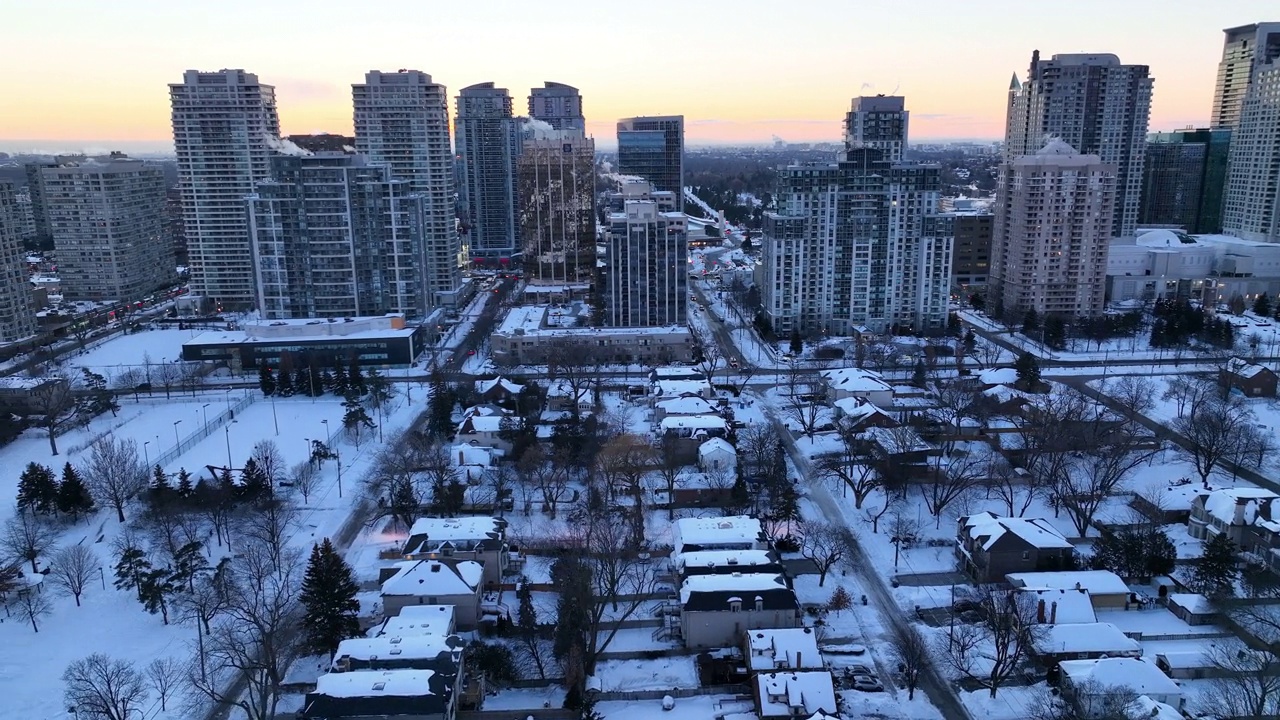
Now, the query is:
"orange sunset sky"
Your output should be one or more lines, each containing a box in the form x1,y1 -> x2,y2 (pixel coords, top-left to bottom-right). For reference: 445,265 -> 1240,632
0,0 -> 1274,154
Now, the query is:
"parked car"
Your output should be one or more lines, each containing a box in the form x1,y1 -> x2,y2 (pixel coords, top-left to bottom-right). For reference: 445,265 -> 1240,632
851,675 -> 884,692
846,664 -> 874,676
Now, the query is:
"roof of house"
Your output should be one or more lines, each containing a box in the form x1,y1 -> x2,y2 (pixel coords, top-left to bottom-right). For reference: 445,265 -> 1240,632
1018,588 -> 1098,624
1225,356 -> 1274,380
979,367 -> 1019,386
1198,487 -> 1279,526
675,549 -> 777,573
864,426 -> 931,453
456,414 -> 511,435
672,515 -> 765,554
660,414 -> 728,431
654,379 -> 708,397
305,669 -> 452,718
1058,658 -> 1182,697
368,605 -> 455,638
403,517 -> 504,556
450,444 -> 493,467
747,627 -> 823,671
1006,570 -> 1130,596
332,634 -> 463,669
1031,622 -> 1139,656
833,396 -> 894,424
961,512 -> 1072,552
699,437 -> 736,458
656,395 -> 716,415
475,376 -> 525,396
755,671 -> 837,718
381,559 -> 484,597
1130,695 -> 1184,720
820,367 -> 893,394
1167,593 -> 1215,615
680,572 -> 792,606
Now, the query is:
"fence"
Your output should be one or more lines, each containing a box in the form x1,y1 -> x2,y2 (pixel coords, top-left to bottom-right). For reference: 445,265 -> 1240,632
151,393 -> 256,469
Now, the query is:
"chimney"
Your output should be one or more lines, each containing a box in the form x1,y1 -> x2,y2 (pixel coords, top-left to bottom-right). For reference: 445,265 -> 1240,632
1050,601 -> 1057,626
1074,582 -> 1082,591
795,651 -> 802,669
755,595 -> 764,611
1037,599 -> 1046,624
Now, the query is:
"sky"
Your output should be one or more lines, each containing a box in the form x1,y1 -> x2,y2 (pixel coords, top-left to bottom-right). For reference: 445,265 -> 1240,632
0,0 -> 1274,154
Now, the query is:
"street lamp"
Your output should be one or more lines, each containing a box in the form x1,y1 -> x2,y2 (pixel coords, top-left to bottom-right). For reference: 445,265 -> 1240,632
321,418 -> 329,442
304,438 -> 312,467
97,567 -> 106,591
172,420 -> 182,448
201,403 -> 210,432
224,387 -> 232,413
335,450 -> 343,498
269,393 -> 279,436
224,423 -> 234,469
143,441 -> 151,468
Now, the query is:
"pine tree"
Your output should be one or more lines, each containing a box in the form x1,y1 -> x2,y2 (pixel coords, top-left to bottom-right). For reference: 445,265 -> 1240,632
138,567 -> 176,624
57,463 -> 94,518
1255,293 -> 1272,318
239,457 -> 271,501
300,538 -> 361,654
789,328 -> 803,356
912,359 -> 928,389
827,585 -> 853,616
168,541 -> 208,593
1022,308 -> 1040,334
114,545 -> 152,602
16,462 -> 58,515
426,373 -> 454,439
80,368 -> 119,418
963,330 -> 977,354
347,357 -> 365,396
293,366 -> 311,398
175,468 -> 194,499
1190,533 -> 1238,599
342,392 -> 375,446
258,365 -> 276,397
277,361 -> 296,396
319,367 -> 335,393
1015,351 -> 1041,388
332,361 -> 349,397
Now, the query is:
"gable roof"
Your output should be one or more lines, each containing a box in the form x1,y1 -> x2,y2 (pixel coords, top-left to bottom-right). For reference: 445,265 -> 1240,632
381,559 -> 484,597
369,605 -> 455,638
962,512 -> 1072,552
1018,588 -> 1097,624
305,669 -> 453,718
698,437 -> 736,457
1032,622 -> 1139,656
747,627 -> 823,671
1059,658 -> 1182,697
820,367 -> 893,394
660,414 -> 727,431
1006,570 -> 1129,596
1197,487 -> 1279,526
475,376 -> 525,396
672,515 -> 765,554
655,395 -> 716,415
755,671 -> 837,718
680,572 -> 792,608
1225,356 -> 1274,380
403,516 -> 505,556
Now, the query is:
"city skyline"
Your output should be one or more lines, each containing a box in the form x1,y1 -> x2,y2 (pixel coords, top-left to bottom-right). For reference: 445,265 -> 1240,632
1,0 -> 1274,154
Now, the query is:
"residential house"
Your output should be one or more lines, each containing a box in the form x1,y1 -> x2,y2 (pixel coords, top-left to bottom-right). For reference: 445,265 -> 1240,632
0,376 -> 71,415
1188,487 -> 1280,545
654,379 -> 711,400
474,376 -> 525,408
454,410 -> 519,454
819,367 -> 894,408
1019,588 -> 1098,625
753,671 -> 838,719
450,444 -> 495,482
744,627 -> 823,672
674,549 -> 784,578
653,394 -> 717,422
301,669 -> 459,720
367,605 -> 456,638
331,634 -> 464,672
1058,658 -> 1183,718
1219,357 -> 1278,397
380,559 -> 484,628
1005,571 -> 1131,611
402,517 -> 508,588
1155,647 -> 1239,680
977,367 -> 1019,389
1030,622 -> 1141,663
698,437 -> 737,474
652,366 -> 705,382
865,426 -> 934,479
679,572 -> 801,649
833,396 -> 898,430
1166,593 -> 1219,626
672,516 -> 770,554
544,379 -> 591,415
660,414 -> 727,439
1129,695 -> 1186,720
956,512 -> 1075,583
663,471 -> 738,509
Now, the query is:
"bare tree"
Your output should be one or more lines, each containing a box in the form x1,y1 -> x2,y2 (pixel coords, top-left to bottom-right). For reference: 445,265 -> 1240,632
153,360 -> 182,399
62,654 -> 149,720
187,539 -> 302,720
29,374 -> 75,456
250,440 -> 286,487
1103,375 -> 1156,433
1173,393 -> 1255,487
797,520 -> 848,586
1027,679 -> 1138,720
970,337 -> 1004,370
544,341 -> 600,422
289,461 -> 320,505
595,434 -> 657,545
15,586 -> 53,632
2,512 -> 58,572
49,543 -> 98,606
921,445 -> 990,527
984,459 -> 1041,518
517,446 -> 572,518
694,335 -> 722,394
737,424 -> 774,479
1162,375 -> 1216,419
816,421 -> 881,509
83,435 -> 146,522
240,499 -> 297,572
112,368 -> 145,403
1059,438 -> 1157,537
784,366 -> 830,437
863,490 -> 899,534
938,588 -> 1042,698
891,623 -> 929,701
145,656 -> 180,712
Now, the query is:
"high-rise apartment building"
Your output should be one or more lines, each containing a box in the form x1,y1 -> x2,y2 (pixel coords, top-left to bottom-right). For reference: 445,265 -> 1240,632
616,116 -> 684,211
604,183 -> 687,327
170,69 -> 280,310
844,95 -> 909,162
1211,23 -> 1280,130
37,154 -> 176,301
760,149 -> 953,336
1223,58 -> 1280,243
0,183 -> 37,343
989,140 -> 1116,318
23,161 -> 56,247
518,131 -> 597,286
247,154 -> 432,320
353,70 -> 464,308
950,212 -> 994,289
455,82 -> 520,262
1006,52 -> 1152,237
529,82 -> 585,133
1140,129 -> 1231,234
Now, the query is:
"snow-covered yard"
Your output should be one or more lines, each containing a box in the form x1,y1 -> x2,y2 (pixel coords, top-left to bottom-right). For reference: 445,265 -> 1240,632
593,657 -> 698,691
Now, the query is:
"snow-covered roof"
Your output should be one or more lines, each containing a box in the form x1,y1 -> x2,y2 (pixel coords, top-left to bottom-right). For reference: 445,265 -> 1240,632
660,414 -> 727,431
747,627 -> 823,671
864,426 -> 931,453
962,512 -> 1072,551
698,437 -> 736,457
369,605 -> 455,638
457,413 -> 514,434
407,516 -> 503,545
1167,593 -> 1214,615
1032,623 -> 1139,655
450,444 -> 493,468
672,515 -> 765,554
654,379 -> 708,397
1198,487 -> 1279,527
820,367 -> 893,394
978,367 -> 1018,386
755,671 -> 837,718
652,366 -> 705,381
679,573 -> 788,604
1130,695 -> 1184,720
1018,588 -> 1098,624
475,376 -> 524,396
674,549 -> 776,572
381,559 -> 483,597
1007,570 -> 1129,596
655,395 -> 716,415
313,669 -> 435,698
1037,138 -> 1079,156
1059,658 -> 1181,698
833,396 -> 891,422
1225,356 -> 1273,379
332,634 -> 461,668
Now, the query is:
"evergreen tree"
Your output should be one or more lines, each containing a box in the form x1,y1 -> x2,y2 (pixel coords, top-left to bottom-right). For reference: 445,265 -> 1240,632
969,293 -> 985,312
1230,294 -> 1247,316
331,360 -> 349,397
319,367 -> 335,393
80,368 -> 119,418
1022,308 -> 1040,334
56,463 -> 94,518
137,566 -> 176,624
151,464 -> 170,491
1190,533 -> 1238,599
1044,315 -> 1067,349
1014,352 -> 1041,388
1088,526 -> 1177,580
1255,293 -> 1272,318
426,372 -> 454,439
963,330 -> 977,354
788,328 -> 803,356
342,392 -> 375,446
258,365 -> 276,397
168,540 -> 207,593
276,361 -> 296,397
347,357 -> 366,395
307,360 -> 324,400
174,468 -> 193,499
299,538 -> 361,654
16,462 -> 58,515
293,366 -> 311,397
912,359 -> 928,389
239,457 -> 271,501
114,544 -> 152,602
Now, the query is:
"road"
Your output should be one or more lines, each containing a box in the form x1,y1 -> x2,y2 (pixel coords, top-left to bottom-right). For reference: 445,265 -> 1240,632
690,281 -> 750,368
763,407 -> 973,720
